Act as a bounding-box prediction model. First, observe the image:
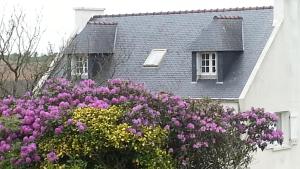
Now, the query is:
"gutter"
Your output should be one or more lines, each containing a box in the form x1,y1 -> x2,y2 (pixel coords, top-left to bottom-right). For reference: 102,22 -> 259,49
189,97 -> 240,112
189,97 -> 239,102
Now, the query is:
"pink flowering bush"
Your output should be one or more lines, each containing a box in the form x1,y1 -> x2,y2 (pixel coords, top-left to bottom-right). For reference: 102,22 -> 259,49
170,100 -> 283,168
0,78 -> 283,169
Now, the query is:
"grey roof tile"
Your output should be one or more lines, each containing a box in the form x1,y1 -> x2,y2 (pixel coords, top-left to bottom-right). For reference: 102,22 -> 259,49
73,7 -> 274,98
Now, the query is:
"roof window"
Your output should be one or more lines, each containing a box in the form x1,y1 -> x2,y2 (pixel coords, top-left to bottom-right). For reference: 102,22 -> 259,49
143,49 -> 167,67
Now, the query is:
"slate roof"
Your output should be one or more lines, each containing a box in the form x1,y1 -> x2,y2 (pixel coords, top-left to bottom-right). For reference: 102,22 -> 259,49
64,22 -> 117,54
76,6 -> 274,99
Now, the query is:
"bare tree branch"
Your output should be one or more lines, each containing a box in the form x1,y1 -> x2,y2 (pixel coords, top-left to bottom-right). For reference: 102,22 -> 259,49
0,8 -> 49,97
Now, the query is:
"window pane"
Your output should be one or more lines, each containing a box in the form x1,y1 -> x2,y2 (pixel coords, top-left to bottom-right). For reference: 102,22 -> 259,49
198,52 -> 218,77
76,67 -> 81,74
276,113 -> 283,130
275,111 -> 291,144
74,55 -> 89,75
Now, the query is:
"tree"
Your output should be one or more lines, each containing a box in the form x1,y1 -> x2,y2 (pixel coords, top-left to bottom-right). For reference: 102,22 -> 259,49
0,9 -> 54,97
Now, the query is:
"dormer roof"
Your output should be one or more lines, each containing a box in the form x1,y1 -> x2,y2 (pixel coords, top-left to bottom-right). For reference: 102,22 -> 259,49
64,22 -> 117,54
190,16 -> 243,52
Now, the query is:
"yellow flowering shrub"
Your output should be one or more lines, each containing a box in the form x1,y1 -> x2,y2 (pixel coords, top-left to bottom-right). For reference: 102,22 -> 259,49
38,106 -> 175,169
136,148 -> 174,169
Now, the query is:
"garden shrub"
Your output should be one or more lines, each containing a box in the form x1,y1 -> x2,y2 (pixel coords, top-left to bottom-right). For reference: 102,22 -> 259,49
0,78 -> 283,169
171,99 -> 282,168
38,106 -> 173,169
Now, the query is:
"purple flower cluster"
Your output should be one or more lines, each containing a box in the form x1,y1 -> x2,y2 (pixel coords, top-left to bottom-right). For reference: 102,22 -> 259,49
18,143 -> 40,164
75,122 -> 86,133
0,141 -> 11,153
54,126 -> 64,135
0,96 -> 47,165
233,108 -> 284,149
46,152 -> 58,162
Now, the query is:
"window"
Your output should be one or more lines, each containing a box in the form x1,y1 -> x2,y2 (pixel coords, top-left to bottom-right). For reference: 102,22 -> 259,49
75,55 -> 88,74
71,55 -> 88,79
197,52 -> 217,79
267,111 -> 298,151
275,111 -> 291,145
143,49 -> 167,67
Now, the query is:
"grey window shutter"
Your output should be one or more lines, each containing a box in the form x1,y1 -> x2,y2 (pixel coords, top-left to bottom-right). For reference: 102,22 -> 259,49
192,52 -> 197,82
217,52 -> 224,83
88,54 -> 97,79
65,54 -> 72,79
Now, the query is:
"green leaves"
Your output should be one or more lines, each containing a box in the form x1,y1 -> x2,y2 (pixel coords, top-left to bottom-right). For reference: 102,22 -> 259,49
0,115 -> 21,134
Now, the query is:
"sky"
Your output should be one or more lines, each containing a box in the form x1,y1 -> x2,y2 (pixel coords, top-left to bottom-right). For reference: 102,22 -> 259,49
0,0 -> 273,53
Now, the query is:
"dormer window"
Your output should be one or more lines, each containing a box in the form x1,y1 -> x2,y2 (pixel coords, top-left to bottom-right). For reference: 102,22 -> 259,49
71,55 -> 88,79
197,52 -> 217,79
75,55 -> 88,74
143,49 -> 167,67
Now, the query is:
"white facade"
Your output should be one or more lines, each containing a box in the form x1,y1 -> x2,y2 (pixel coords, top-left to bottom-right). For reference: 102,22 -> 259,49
238,0 -> 300,168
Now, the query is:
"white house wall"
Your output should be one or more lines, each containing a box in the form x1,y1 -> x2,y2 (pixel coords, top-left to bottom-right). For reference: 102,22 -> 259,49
239,0 -> 300,168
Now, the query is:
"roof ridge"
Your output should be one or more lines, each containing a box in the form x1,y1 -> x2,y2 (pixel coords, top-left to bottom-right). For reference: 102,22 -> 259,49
213,15 -> 243,19
87,21 -> 118,25
92,6 -> 273,19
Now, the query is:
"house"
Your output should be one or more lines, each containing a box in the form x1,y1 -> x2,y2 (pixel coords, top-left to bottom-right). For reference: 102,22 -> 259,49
36,0 -> 300,168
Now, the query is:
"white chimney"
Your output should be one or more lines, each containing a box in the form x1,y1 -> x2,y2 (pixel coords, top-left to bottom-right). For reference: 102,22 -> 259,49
74,7 -> 105,33
273,0 -> 284,26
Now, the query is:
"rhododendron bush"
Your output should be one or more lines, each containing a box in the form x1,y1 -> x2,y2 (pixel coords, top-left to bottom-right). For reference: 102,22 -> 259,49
0,78 -> 283,169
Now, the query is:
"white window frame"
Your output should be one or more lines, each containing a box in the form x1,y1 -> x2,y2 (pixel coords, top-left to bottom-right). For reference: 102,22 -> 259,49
71,54 -> 88,79
276,111 -> 291,144
270,111 -> 297,151
196,52 -> 217,79
143,49 -> 167,67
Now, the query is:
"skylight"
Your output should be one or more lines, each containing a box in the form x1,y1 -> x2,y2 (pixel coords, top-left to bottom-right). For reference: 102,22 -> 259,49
143,49 -> 167,67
